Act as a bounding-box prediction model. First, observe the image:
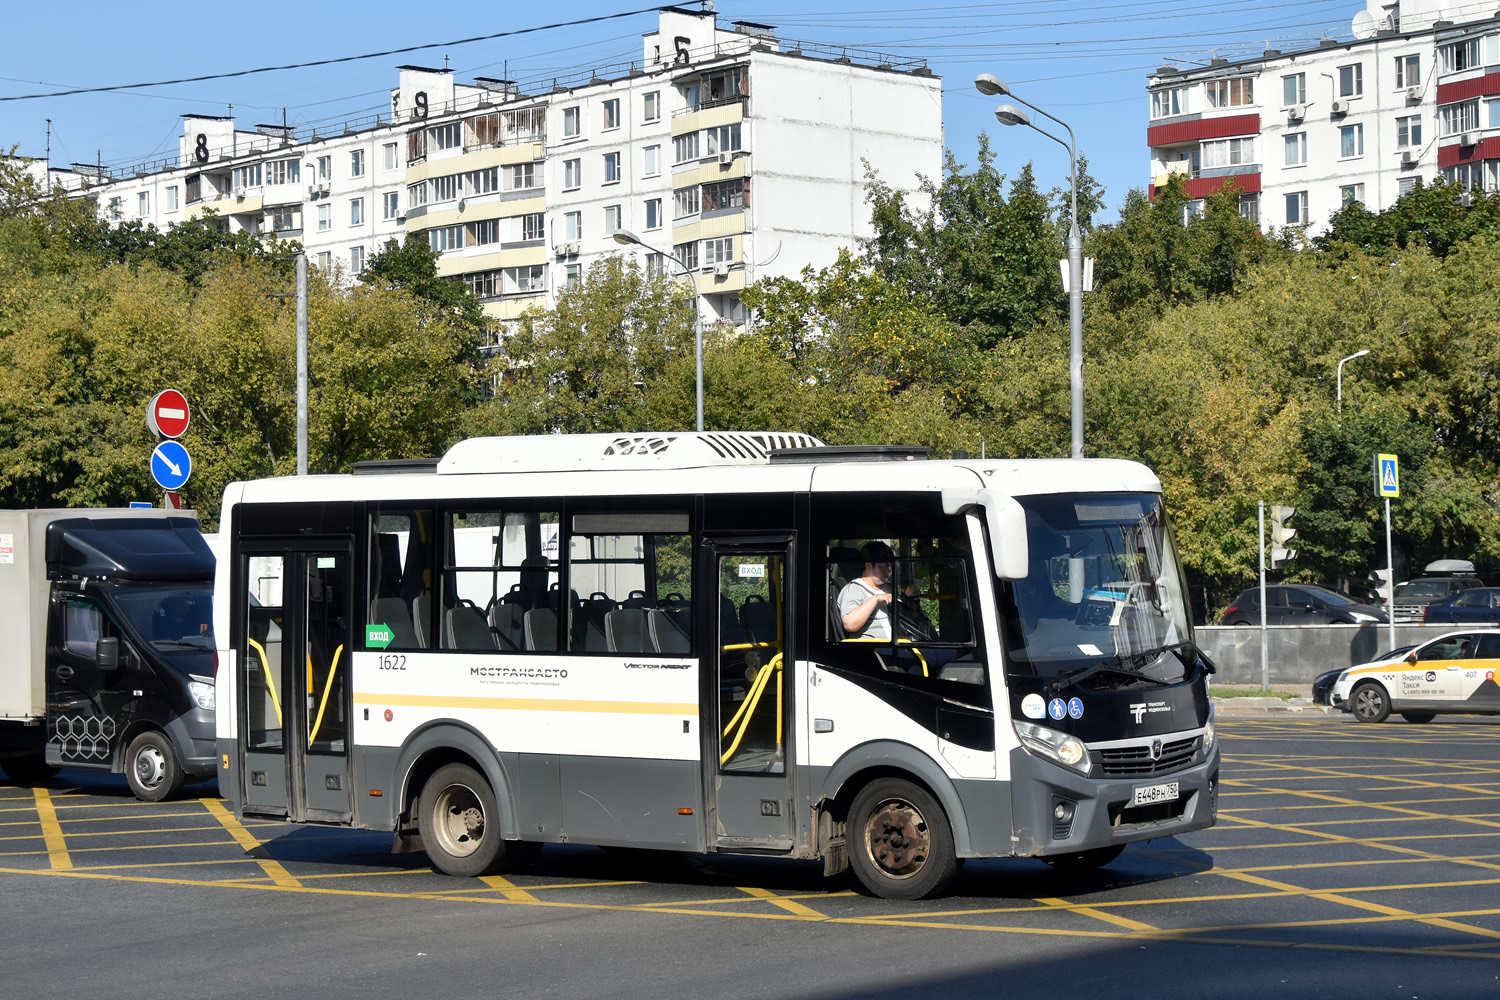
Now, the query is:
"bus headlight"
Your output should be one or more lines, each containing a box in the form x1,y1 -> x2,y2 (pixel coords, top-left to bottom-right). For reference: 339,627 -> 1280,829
1013,720 -> 1092,776
188,676 -> 216,712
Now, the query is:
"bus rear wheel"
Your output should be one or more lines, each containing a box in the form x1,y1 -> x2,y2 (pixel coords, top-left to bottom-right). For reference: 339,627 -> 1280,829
848,778 -> 957,900
419,763 -> 515,878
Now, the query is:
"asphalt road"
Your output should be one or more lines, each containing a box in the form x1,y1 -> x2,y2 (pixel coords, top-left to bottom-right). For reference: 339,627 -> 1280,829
3,715 -> 1499,999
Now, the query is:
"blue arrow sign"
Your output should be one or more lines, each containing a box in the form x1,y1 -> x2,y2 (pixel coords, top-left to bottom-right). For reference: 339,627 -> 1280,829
150,440 -> 192,490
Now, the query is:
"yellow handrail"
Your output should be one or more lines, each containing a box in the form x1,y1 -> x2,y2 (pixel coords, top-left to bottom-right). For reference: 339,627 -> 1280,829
246,637 -> 282,726
720,652 -> 783,765
308,644 -> 344,748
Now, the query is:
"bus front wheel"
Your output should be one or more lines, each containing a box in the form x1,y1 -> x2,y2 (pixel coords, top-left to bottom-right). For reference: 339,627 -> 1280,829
419,763 -> 515,878
848,777 -> 957,900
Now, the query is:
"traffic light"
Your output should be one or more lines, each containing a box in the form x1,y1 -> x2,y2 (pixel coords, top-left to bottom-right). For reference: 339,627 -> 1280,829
1269,505 -> 1297,569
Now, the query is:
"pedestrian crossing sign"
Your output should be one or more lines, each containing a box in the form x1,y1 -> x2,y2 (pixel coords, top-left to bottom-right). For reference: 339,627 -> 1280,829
1375,453 -> 1399,498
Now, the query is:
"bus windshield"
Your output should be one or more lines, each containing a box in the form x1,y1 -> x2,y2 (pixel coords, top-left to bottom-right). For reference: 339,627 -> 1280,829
997,492 -> 1193,688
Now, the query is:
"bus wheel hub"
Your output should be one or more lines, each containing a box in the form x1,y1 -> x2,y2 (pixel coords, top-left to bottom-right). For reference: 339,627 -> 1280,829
866,801 -> 930,875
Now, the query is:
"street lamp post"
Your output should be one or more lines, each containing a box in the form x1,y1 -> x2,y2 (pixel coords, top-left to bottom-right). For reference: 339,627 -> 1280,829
975,74 -> 1084,459
1337,349 -> 1371,413
613,228 -> 704,432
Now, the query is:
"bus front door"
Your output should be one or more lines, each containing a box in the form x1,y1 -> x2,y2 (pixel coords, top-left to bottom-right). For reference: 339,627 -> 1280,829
706,539 -> 796,851
240,544 -> 354,824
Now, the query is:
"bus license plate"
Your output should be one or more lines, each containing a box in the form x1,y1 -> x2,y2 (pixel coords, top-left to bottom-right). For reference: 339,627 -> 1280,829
1132,781 -> 1179,807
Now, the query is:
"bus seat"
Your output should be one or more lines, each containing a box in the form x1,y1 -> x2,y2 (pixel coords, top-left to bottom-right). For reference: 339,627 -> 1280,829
572,593 -> 613,652
647,608 -> 690,654
370,597 -> 417,649
621,590 -> 651,609
720,593 -> 742,644
605,608 -> 650,653
524,608 -> 559,651
517,555 -> 549,609
446,605 -> 498,650
411,593 -> 433,648
488,602 -> 525,651
740,595 -> 779,645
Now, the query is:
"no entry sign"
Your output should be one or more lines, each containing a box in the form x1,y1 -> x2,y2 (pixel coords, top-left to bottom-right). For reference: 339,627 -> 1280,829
147,389 -> 190,439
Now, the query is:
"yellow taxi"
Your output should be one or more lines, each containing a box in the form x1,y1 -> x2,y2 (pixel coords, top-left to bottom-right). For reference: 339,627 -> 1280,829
1330,629 -> 1500,723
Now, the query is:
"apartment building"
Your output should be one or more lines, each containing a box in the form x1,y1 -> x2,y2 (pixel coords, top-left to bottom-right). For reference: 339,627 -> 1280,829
1146,0 -> 1500,234
60,7 -> 942,330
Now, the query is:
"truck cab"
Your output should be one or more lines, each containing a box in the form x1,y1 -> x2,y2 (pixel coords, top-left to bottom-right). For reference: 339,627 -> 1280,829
0,512 -> 216,801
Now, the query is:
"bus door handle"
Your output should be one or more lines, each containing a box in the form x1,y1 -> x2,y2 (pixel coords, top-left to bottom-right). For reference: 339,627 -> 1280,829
55,665 -> 75,682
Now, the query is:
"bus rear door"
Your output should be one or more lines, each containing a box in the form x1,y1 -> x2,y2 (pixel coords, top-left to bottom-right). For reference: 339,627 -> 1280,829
238,541 -> 354,824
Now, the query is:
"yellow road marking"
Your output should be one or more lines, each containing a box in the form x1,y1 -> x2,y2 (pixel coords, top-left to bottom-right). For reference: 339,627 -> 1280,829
32,789 -> 71,870
1218,870 -> 1500,942
0,823 -> 231,842
1037,895 -> 1158,932
479,875 -> 539,901
736,885 -> 827,918
202,800 -> 301,888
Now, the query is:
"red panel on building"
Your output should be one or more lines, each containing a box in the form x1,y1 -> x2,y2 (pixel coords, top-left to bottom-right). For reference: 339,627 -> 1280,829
1149,173 -> 1261,201
1147,113 -> 1261,147
1435,73 -> 1500,105
1437,136 -> 1500,167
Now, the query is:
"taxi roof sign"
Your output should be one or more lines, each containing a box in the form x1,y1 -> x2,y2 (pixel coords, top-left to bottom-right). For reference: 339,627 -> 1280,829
1375,453 -> 1400,498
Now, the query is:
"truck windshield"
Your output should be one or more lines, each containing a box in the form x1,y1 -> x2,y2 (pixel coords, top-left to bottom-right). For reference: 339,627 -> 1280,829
111,584 -> 215,650
997,492 -> 1194,689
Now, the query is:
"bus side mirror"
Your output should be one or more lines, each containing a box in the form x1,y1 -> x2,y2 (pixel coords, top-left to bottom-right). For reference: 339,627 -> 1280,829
96,636 -> 120,671
941,489 -> 1029,579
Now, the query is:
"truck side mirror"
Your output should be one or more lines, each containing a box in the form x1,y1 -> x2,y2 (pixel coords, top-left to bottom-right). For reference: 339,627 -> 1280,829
95,636 -> 120,671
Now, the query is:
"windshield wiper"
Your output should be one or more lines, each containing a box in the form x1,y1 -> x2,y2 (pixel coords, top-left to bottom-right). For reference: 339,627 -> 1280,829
1049,639 -> 1215,694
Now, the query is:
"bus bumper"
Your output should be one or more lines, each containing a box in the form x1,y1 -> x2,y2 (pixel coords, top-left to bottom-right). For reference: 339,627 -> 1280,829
1006,745 -> 1220,857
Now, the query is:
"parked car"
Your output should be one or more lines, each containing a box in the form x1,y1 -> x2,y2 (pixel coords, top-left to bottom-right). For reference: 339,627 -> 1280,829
1329,629 -> 1500,723
1422,588 -> 1500,625
1389,559 -> 1485,622
1221,585 -> 1388,625
1312,645 -> 1415,705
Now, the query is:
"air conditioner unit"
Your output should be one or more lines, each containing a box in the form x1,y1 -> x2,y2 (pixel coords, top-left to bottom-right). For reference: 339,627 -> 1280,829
718,151 -> 734,165
1287,104 -> 1306,122
1405,86 -> 1421,101
713,261 -> 729,277
1400,149 -> 1419,165
318,182 -> 331,195
1461,131 -> 1479,147
556,241 -> 578,256
233,185 -> 247,198
1330,99 -> 1350,115
307,185 -> 320,199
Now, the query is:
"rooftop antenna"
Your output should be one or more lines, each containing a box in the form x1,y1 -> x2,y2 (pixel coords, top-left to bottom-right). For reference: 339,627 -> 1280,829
44,119 -> 51,190
1351,9 -> 1378,39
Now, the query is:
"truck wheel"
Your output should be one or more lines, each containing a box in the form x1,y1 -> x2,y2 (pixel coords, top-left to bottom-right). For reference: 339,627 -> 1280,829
1044,844 -> 1126,872
848,777 -> 957,900
125,731 -> 185,801
1350,682 -> 1391,724
1399,711 -> 1436,724
418,763 -> 517,878
1,755 -> 58,784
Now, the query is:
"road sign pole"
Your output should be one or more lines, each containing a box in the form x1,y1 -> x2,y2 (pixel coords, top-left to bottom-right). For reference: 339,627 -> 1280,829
1259,500 -> 1268,692
1385,497 -> 1395,653
296,253 -> 308,477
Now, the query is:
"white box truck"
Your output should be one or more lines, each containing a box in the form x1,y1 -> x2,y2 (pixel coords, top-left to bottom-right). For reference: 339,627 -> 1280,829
0,510 -> 216,800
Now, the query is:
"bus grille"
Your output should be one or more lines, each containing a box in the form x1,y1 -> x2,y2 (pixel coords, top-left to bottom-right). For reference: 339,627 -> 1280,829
1093,736 -> 1200,777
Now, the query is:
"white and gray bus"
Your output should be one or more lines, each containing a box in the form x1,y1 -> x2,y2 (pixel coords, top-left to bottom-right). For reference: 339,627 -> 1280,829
212,432 -> 1218,899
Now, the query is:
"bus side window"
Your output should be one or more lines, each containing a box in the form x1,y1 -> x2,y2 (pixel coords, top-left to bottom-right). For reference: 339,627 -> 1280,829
568,510 -> 692,654
368,508 -> 434,650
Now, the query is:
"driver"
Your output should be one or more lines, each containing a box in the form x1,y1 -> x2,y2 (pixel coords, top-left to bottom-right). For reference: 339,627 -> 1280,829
838,541 -> 895,639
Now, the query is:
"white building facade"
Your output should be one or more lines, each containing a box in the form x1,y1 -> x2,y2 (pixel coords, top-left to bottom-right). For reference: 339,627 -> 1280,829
1147,0 -> 1500,234
61,8 -> 942,330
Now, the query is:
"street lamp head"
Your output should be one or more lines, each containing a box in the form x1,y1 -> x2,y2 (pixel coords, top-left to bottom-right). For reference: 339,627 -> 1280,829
1349,349 -> 1371,360
993,103 -> 1031,127
974,73 -> 1010,97
612,228 -> 643,247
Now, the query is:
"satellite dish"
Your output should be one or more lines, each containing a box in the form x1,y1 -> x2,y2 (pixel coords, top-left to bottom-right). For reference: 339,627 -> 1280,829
1352,10 -> 1377,39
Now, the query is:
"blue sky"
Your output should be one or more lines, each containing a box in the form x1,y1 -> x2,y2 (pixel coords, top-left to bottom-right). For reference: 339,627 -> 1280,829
1,0 -> 1358,222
